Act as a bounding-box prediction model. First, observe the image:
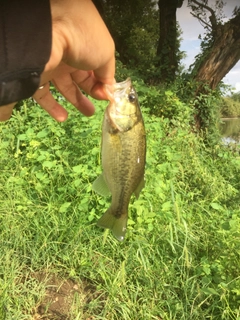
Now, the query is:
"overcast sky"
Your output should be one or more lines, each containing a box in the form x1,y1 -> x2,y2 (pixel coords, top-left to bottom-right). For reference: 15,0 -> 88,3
177,0 -> 240,92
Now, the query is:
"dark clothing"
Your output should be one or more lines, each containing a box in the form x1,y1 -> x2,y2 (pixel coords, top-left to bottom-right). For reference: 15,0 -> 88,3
0,0 -> 52,106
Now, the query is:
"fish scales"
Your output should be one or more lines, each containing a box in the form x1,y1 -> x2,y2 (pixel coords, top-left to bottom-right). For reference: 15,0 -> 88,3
93,78 -> 146,241
103,121 -> 144,214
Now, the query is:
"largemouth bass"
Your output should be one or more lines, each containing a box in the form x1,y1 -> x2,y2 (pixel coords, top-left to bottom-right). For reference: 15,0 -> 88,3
93,78 -> 146,241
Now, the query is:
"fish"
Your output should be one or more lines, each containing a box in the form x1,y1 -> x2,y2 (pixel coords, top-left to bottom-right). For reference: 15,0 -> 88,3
92,78 -> 146,241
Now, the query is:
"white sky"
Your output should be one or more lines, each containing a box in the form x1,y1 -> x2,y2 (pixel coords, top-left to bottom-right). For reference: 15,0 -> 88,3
177,0 -> 240,91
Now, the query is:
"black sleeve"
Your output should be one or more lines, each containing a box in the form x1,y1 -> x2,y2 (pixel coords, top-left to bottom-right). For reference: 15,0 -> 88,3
0,0 -> 52,106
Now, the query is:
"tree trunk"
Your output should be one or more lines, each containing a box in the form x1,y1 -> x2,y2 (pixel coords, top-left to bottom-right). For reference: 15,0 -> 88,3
156,0 -> 184,83
192,13 -> 240,129
194,14 -> 240,90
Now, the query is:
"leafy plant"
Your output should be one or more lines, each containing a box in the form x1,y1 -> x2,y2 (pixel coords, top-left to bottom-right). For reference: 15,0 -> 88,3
0,78 -> 240,319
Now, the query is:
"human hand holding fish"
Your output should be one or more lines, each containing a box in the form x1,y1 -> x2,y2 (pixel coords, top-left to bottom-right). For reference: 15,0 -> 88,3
0,0 -> 115,121
31,0 -> 116,122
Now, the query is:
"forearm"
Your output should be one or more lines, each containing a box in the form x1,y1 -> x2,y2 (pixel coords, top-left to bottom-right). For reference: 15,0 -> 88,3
0,0 -> 52,106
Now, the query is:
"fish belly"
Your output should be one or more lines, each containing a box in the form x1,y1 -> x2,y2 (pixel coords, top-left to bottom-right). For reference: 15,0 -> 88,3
103,121 -> 145,208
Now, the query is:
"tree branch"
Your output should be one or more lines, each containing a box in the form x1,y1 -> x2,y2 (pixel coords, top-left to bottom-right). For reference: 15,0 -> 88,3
190,11 -> 212,30
190,0 -> 218,30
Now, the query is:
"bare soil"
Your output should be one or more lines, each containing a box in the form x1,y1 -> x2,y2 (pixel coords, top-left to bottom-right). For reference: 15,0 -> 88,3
30,272 -> 99,320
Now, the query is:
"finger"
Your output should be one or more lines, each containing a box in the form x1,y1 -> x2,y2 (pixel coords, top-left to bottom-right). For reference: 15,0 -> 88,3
52,75 -> 95,116
0,103 -> 15,121
33,84 -> 68,122
49,63 -> 113,101
93,55 -> 116,86
70,70 -> 112,100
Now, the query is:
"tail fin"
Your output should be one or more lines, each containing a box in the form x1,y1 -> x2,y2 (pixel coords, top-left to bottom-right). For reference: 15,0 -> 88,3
97,209 -> 128,242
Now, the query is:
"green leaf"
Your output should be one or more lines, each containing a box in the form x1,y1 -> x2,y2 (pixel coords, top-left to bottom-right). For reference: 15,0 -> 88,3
165,90 -> 174,97
59,202 -> 71,213
72,165 -> 83,173
37,129 -> 49,138
17,134 -> 27,140
201,287 -> 219,296
35,172 -> 47,180
162,201 -> 172,211
210,203 -> 224,211
42,161 -> 55,168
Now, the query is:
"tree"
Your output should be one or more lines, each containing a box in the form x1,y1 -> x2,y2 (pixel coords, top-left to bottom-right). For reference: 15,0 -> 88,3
93,0 -> 184,83
93,0 -> 240,131
189,0 -> 240,90
187,0 -> 240,129
94,0 -> 159,79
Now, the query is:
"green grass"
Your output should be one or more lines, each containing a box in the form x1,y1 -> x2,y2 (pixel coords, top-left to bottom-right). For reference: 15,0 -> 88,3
0,94 -> 240,319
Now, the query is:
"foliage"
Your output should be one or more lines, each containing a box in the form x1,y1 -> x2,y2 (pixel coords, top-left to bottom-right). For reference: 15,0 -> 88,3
0,80 -> 240,319
230,91 -> 240,103
134,75 -> 223,143
97,0 -> 186,84
220,118 -> 240,145
220,97 -> 240,118
99,0 -> 159,81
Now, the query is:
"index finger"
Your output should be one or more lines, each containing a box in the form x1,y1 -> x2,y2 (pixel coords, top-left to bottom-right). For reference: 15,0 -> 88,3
69,69 -> 115,101
93,55 -> 116,86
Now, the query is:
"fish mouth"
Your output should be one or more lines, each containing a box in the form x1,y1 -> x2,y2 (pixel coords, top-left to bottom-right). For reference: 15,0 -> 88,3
104,78 -> 132,102
105,78 -> 137,131
113,78 -> 132,91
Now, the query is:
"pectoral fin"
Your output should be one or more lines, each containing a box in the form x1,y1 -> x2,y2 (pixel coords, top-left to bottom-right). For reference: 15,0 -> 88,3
134,176 -> 145,199
92,173 -> 111,197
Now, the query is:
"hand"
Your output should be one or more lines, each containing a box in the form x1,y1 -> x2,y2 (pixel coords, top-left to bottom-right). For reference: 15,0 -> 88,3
0,0 -> 115,122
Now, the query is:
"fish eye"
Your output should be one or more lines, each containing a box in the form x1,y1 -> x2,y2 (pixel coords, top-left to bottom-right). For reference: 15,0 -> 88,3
128,93 -> 136,103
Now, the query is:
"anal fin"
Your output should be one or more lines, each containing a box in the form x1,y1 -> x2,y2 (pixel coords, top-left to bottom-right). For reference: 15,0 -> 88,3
134,176 -> 145,199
